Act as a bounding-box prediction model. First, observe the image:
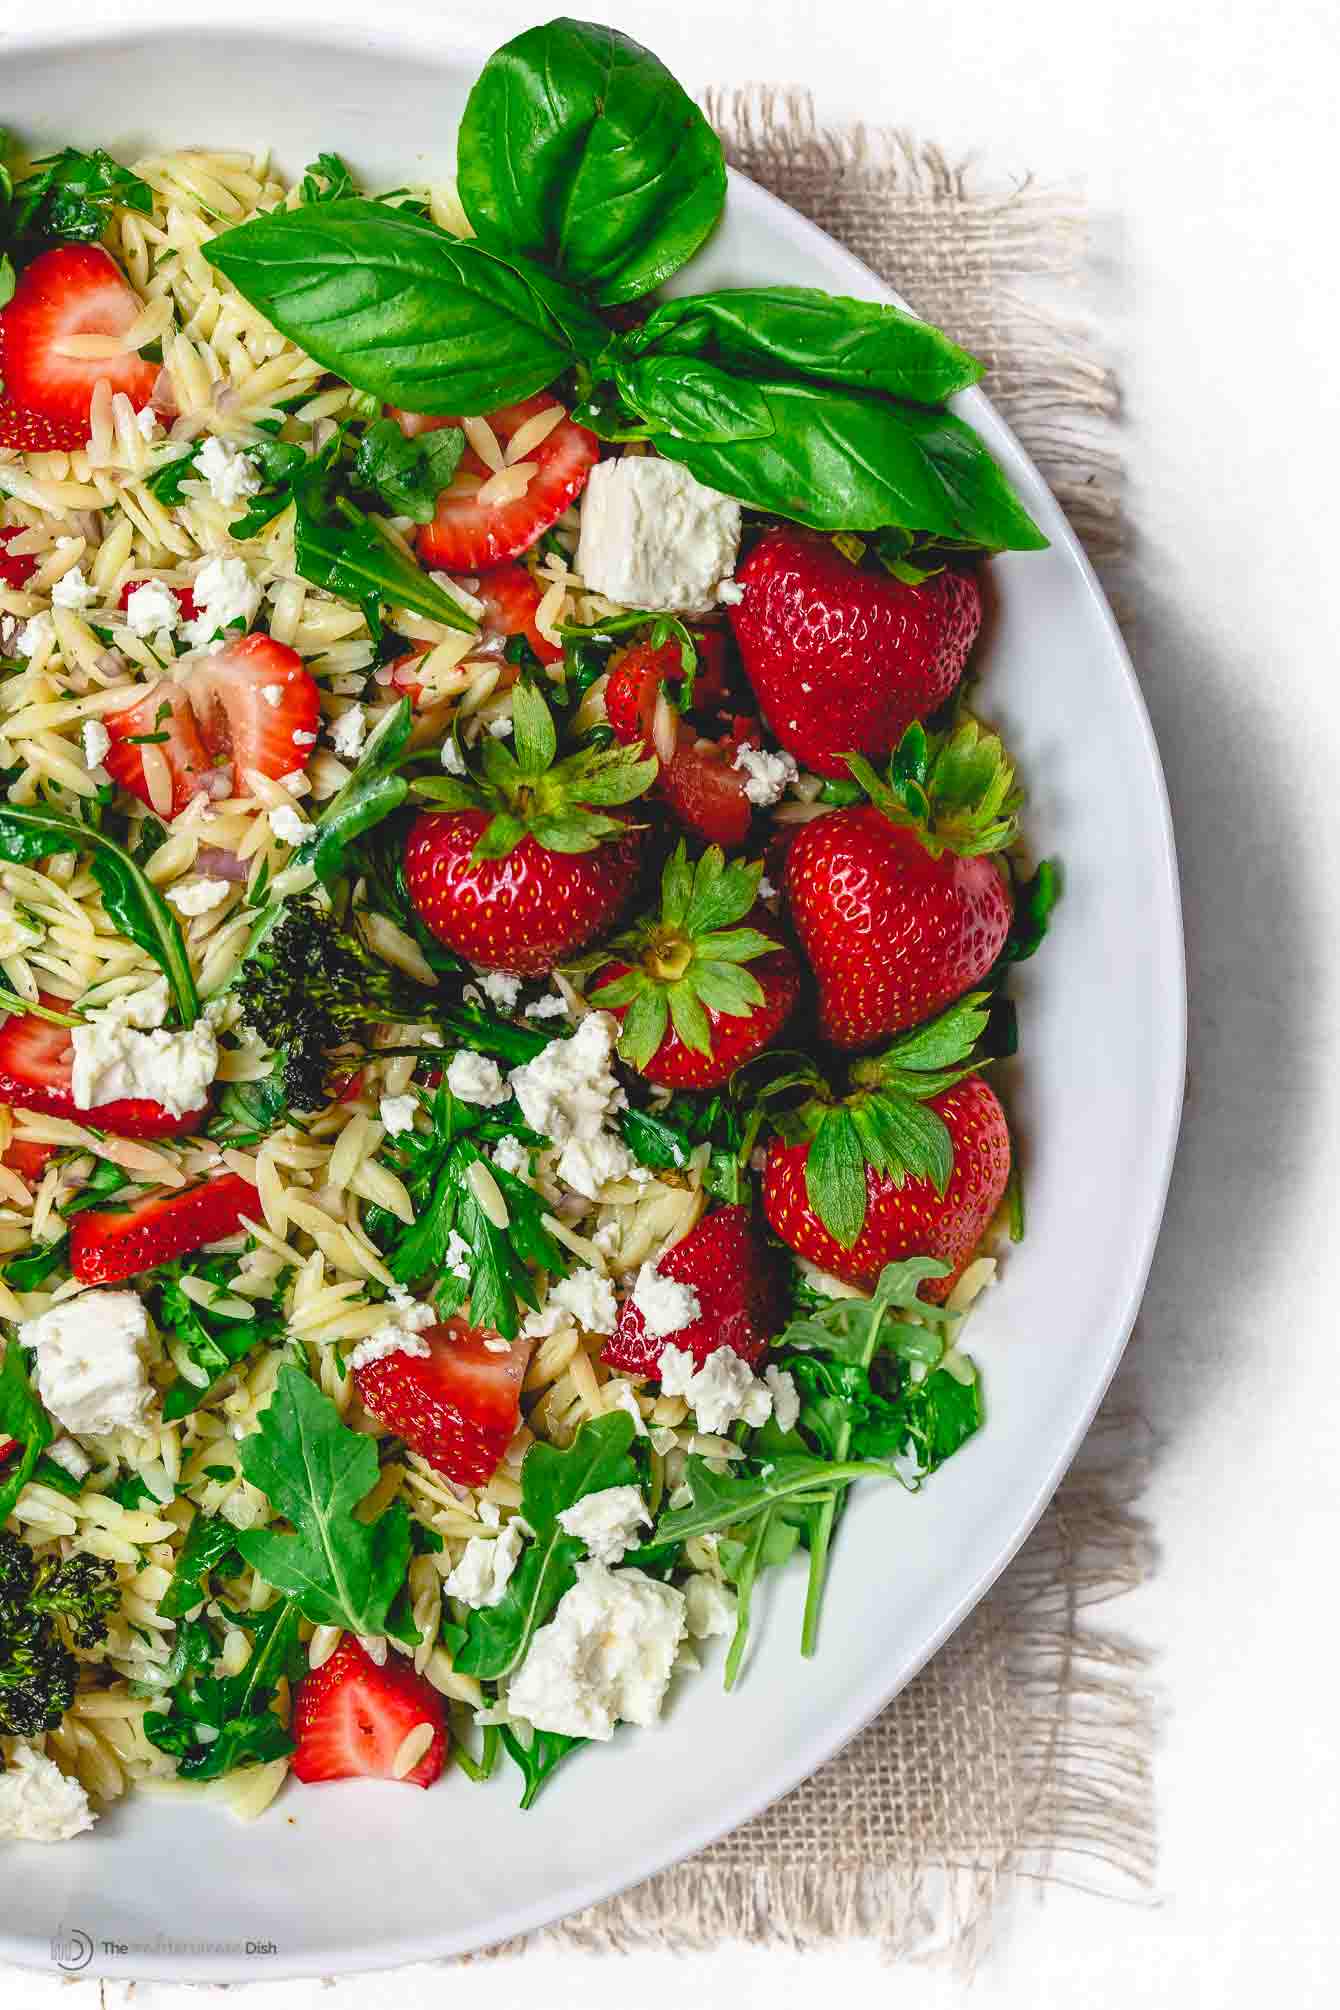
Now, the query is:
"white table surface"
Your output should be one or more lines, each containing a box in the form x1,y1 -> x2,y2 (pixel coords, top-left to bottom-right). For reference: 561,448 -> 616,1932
7,0 -> 1340,2003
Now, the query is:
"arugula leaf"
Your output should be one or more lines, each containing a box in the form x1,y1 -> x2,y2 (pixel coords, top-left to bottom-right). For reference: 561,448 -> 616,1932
458,18 -> 726,306
2,1236 -> 68,1291
454,1413 -> 638,1681
204,199 -> 605,413
306,696 -> 415,885
627,287 -> 983,405
498,1722 -> 586,1809
656,379 -> 1047,552
352,418 -> 465,523
0,1340 -> 54,1524
8,147 -> 153,246
298,152 -> 357,204
160,1512 -> 242,1620
0,802 -> 198,1025
655,1450 -> 891,1547
144,1598 -> 303,1781
235,1365 -> 416,1641
719,1509 -> 800,1689
849,1362 -> 983,1472
292,478 -> 477,641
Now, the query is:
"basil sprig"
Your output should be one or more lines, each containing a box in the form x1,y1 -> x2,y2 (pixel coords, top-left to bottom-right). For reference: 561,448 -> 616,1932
0,802 -> 199,1026
457,19 -> 727,306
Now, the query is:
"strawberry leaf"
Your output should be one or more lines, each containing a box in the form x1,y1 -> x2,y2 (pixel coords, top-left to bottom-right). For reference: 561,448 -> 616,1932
848,718 -> 1021,859
619,985 -> 670,1069
804,1107 -> 869,1248
667,981 -> 712,1053
471,812 -> 527,861
511,679 -> 558,774
692,960 -> 765,1016
851,1093 -> 953,1194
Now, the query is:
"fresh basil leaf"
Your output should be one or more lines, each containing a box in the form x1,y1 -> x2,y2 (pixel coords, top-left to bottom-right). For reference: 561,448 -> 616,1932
458,18 -> 725,306
629,287 -> 983,405
0,1340 -> 54,1524
656,379 -> 1047,551
455,1413 -> 638,1681
352,418 -> 465,524
161,1512 -> 242,1619
655,1451 -> 891,1545
0,802 -> 199,1025
204,199 -> 602,413
498,1722 -> 586,1809
235,1364 -> 416,1641
612,355 -> 774,444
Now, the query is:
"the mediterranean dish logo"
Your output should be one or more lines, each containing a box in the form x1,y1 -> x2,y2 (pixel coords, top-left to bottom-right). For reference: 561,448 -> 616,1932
51,1924 -> 278,1968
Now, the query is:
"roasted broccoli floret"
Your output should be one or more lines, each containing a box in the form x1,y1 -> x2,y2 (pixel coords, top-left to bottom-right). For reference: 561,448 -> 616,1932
0,1529 -> 119,1736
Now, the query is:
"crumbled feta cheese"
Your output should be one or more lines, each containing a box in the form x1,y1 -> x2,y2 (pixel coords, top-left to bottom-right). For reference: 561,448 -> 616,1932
523,1267 -> 618,1339
716,579 -> 745,606
659,1343 -> 772,1435
122,580 -> 181,637
15,613 -> 54,657
0,1746 -> 96,1843
509,1012 -> 625,1153
70,1003 -> 218,1119
261,683 -> 284,709
445,1050 -> 508,1105
684,1574 -> 738,1640
443,1230 -> 472,1281
196,434 -> 262,507
291,728 -> 317,747
80,719 -> 111,770
758,874 -> 777,901
491,1134 -> 530,1178
21,1288 -> 152,1437
507,1561 -> 686,1741
631,1264 -> 701,1339
268,804 -> 313,847
486,715 -> 513,739
45,1436 -> 92,1482
478,970 -> 521,1012
604,1381 -> 648,1437
166,877 -> 232,917
441,737 -> 466,775
379,1093 -> 419,1137
557,1485 -> 650,1565
765,1365 -> 800,1433
574,459 -> 742,614
348,1291 -> 435,1371
135,405 -> 161,441
732,741 -> 799,807
524,991 -> 569,1020
555,1128 -> 637,1201
105,976 -> 170,1030
51,565 -> 95,612
443,1522 -> 525,1608
183,557 -> 261,646
329,704 -> 367,760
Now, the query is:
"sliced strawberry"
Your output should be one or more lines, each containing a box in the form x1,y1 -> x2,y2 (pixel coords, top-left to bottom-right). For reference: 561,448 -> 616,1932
69,1172 -> 259,1287
0,528 -> 38,591
0,1002 -> 210,1139
183,634 -> 321,796
603,1205 -> 784,1378
0,245 -> 156,432
605,638 -> 755,848
0,1437 -> 17,1467
118,577 -> 198,624
104,682 -> 217,817
412,397 -> 597,571
354,1317 -> 533,1488
1,1137 -> 56,1182
292,1634 -> 446,1788
475,563 -> 564,665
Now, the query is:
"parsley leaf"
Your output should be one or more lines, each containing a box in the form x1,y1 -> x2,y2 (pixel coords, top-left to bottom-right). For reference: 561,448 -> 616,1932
298,153 -> 358,204
8,147 -> 153,245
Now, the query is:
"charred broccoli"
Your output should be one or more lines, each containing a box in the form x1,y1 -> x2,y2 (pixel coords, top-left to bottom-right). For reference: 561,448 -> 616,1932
0,1528 -> 119,1737
231,897 -> 548,1113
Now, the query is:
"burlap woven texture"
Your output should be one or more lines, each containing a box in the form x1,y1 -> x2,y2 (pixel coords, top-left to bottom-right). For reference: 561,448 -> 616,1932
504,92 -> 1153,1968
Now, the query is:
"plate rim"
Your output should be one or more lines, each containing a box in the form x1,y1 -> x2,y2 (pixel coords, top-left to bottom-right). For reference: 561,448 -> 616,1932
0,11 -> 1186,1980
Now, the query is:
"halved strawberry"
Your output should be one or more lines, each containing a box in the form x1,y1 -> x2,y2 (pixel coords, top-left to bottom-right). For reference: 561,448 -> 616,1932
354,1318 -> 533,1488
104,683 -> 218,817
0,245 -> 156,434
0,1002 -> 210,1139
183,634 -> 321,796
1,1136 -> 56,1182
292,1635 -> 446,1788
70,1172 -> 259,1286
118,577 -> 198,624
0,528 -> 38,591
603,1205 -> 784,1377
604,638 -> 756,848
412,397 -> 597,571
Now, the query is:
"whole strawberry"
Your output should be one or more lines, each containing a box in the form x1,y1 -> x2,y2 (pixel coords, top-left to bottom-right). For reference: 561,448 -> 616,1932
589,842 -> 801,1089
787,719 -> 1016,1049
729,528 -> 981,777
602,1203 -> 784,1376
405,681 -> 656,975
760,998 -> 1010,1303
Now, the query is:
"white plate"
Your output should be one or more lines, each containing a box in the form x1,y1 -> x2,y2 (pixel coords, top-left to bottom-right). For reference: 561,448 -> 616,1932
1,13 -> 1185,1983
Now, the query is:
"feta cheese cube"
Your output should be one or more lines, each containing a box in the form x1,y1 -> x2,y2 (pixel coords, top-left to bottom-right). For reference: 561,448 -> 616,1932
183,557 -> 261,646
80,719 -> 111,770
506,1560 -> 686,1740
522,1266 -> 618,1339
556,1484 -> 650,1564
347,1291 -> 435,1371
21,1289 -> 153,1437
508,1011 -> 625,1147
268,805 -> 313,847
555,1128 -> 637,1201
658,1342 -> 772,1436
70,1008 -> 218,1119
0,1746 -> 96,1843
575,458 -> 742,614
478,969 -> 521,1012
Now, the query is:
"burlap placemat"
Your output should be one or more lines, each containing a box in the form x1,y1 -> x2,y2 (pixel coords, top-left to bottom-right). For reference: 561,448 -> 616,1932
503,93 -> 1153,1969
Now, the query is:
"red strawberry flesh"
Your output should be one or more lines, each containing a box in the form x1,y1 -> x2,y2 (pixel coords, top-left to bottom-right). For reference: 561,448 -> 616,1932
602,1204 -> 784,1377
292,1634 -> 446,1788
354,1318 -> 533,1489
70,1172 -> 259,1287
411,397 -> 597,571
0,245 -> 157,431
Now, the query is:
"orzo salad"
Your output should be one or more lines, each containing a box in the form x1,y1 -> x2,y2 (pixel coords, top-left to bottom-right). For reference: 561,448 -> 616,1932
0,18 -> 1056,1841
